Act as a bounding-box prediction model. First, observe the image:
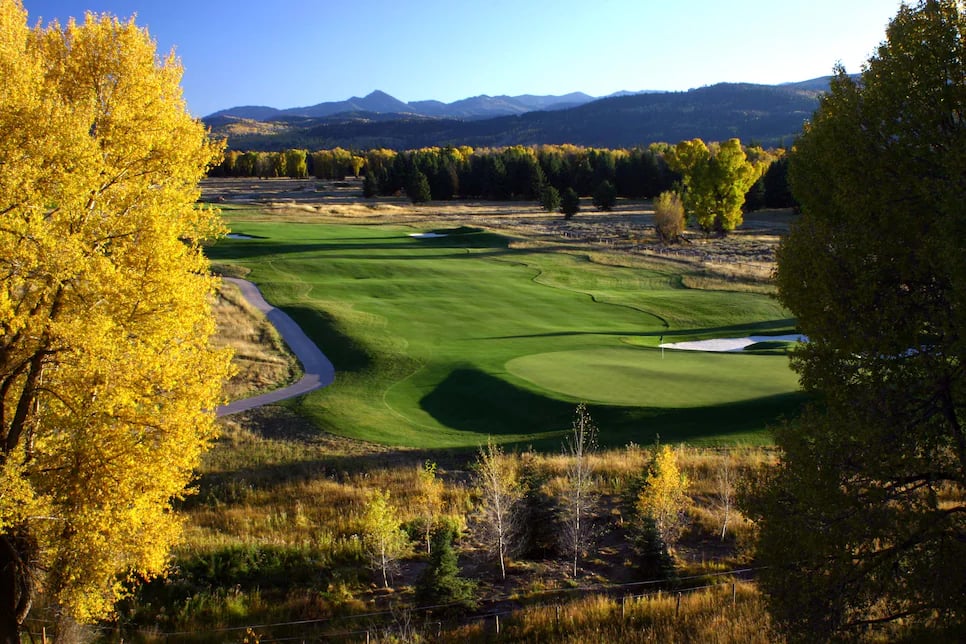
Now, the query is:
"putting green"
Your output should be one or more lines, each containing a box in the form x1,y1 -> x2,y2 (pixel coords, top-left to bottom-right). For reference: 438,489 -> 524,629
506,346 -> 801,407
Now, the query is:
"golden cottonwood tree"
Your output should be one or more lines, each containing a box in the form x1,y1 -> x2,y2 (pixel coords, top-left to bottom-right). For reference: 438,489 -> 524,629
360,490 -> 410,589
0,1 -> 229,637
665,138 -> 765,234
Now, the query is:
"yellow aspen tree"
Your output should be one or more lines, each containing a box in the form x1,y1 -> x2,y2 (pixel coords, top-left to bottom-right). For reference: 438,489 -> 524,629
636,444 -> 691,546
473,439 -> 522,580
360,490 -> 410,588
0,1 -> 230,637
415,460 -> 445,554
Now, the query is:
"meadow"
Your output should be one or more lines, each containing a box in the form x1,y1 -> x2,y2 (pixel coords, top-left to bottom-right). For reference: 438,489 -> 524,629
206,196 -> 802,448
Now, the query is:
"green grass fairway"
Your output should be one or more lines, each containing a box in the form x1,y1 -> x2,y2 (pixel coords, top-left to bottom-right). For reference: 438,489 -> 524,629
208,218 -> 804,448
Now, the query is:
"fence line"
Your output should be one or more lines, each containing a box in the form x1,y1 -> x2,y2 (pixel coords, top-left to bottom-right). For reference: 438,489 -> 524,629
37,567 -> 760,642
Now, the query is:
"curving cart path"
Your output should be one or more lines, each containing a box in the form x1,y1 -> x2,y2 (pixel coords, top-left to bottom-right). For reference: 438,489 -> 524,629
216,277 -> 335,417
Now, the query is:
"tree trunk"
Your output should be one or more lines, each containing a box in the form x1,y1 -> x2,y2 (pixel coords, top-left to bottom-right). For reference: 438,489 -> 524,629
381,549 -> 389,588
0,534 -> 30,644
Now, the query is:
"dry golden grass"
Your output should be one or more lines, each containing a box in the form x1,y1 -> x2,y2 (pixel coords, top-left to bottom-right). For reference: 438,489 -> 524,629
439,582 -> 779,643
210,280 -> 301,401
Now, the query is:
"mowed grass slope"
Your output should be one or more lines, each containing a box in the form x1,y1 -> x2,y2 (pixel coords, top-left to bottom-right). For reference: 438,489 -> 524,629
208,218 -> 803,447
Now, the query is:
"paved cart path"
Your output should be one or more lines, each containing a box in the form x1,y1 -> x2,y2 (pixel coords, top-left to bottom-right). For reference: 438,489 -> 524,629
216,277 -> 335,417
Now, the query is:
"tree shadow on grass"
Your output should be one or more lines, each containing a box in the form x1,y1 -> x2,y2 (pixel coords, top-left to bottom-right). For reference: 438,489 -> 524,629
586,391 -> 811,449
206,229 -> 511,262
420,367 -> 575,436
184,390 -> 810,508
419,367 -> 810,447
282,305 -> 372,373
482,318 -> 800,341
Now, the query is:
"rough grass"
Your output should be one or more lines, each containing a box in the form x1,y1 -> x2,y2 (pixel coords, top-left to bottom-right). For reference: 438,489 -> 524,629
210,281 -> 301,401
126,407 -> 776,641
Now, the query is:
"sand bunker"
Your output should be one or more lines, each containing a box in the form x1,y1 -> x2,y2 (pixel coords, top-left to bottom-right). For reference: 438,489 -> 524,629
659,334 -> 807,352
409,232 -> 447,238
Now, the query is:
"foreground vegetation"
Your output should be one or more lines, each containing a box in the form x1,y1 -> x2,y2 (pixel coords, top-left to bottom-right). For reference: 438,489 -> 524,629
99,403 -> 778,642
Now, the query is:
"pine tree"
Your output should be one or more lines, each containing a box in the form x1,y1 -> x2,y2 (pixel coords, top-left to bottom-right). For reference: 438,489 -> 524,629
415,527 -> 476,610
745,2 -> 966,639
560,187 -> 580,220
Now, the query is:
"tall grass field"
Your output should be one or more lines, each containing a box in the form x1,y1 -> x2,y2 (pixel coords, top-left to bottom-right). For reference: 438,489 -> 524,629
208,215 -> 803,447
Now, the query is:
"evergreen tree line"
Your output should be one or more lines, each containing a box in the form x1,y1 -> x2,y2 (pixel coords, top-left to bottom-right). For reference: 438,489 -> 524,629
209,144 -> 796,210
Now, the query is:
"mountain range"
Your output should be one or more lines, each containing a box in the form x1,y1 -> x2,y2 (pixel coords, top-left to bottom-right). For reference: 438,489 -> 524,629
205,90 -> 606,122
205,78 -> 835,151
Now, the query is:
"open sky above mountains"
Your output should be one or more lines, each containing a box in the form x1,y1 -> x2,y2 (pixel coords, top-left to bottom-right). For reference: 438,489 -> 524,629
26,0 -> 903,118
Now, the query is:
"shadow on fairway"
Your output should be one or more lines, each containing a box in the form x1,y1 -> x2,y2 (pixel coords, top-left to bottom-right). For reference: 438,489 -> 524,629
585,391 -> 811,449
420,367 -> 575,435
207,229 -> 511,262
485,318 -> 800,341
420,367 -> 809,447
282,305 -> 372,373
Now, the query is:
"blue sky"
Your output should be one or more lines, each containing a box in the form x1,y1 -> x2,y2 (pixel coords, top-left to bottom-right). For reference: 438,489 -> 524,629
23,0 -> 904,117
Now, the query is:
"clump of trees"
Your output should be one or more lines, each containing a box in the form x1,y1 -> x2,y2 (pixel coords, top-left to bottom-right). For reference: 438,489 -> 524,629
743,0 -> 966,641
665,138 -> 769,234
210,141 -> 792,233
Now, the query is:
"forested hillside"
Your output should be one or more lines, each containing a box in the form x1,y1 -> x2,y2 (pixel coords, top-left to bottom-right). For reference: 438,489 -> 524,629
206,80 -> 827,151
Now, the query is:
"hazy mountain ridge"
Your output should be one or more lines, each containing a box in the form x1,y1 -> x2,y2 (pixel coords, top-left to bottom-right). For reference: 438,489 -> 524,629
207,78 -> 835,150
207,89 -> 599,121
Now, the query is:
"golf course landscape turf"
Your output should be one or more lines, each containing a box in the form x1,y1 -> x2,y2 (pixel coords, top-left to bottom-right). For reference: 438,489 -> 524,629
208,214 -> 806,448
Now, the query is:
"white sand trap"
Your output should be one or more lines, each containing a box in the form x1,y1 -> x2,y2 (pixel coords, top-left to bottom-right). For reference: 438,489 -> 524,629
226,233 -> 257,239
659,334 -> 808,352
409,232 -> 447,238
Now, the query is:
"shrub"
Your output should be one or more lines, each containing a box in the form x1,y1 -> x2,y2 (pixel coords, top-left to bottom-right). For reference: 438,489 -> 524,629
654,191 -> 686,242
